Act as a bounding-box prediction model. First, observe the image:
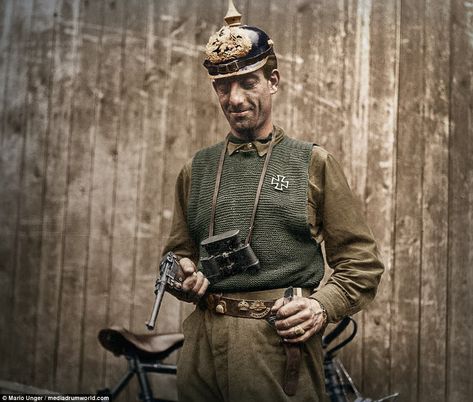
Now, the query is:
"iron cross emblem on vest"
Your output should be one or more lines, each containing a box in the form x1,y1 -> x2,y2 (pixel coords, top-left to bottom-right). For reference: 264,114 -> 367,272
271,175 -> 289,191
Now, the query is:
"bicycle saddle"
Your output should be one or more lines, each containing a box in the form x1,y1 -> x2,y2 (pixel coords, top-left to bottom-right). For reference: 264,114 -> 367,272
98,327 -> 184,361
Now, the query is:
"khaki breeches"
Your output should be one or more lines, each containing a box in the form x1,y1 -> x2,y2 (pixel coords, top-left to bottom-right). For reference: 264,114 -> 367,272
177,306 -> 329,402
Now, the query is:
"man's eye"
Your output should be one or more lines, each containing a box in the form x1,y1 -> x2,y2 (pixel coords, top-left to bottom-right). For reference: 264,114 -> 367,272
241,80 -> 257,89
216,83 -> 230,94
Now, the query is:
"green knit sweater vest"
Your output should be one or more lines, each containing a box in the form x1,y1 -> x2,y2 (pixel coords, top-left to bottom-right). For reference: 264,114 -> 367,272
187,134 -> 324,292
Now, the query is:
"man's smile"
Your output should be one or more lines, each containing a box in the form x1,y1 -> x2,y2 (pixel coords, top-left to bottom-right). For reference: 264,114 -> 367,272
229,109 -> 252,117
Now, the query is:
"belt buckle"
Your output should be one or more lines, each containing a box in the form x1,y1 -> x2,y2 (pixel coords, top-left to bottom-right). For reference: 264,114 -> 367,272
249,300 -> 270,318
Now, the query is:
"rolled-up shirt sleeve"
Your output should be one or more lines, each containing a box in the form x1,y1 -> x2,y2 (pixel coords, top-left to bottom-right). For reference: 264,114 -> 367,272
309,147 -> 384,322
162,159 -> 199,264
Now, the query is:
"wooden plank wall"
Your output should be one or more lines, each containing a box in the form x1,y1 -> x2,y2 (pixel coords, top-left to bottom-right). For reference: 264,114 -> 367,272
0,0 -> 471,401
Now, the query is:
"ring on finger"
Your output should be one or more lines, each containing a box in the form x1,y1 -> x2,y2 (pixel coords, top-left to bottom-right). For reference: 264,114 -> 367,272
293,325 -> 305,336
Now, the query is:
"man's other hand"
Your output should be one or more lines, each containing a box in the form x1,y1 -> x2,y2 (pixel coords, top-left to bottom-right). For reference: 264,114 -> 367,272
271,297 -> 327,343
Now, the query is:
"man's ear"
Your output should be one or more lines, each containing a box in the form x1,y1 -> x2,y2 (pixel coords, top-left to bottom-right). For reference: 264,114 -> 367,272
268,69 -> 280,94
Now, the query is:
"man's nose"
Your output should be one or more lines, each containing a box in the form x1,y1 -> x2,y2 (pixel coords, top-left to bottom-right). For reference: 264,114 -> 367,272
228,82 -> 245,106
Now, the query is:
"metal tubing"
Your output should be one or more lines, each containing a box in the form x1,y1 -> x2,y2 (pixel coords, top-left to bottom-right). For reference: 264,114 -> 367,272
133,355 -> 155,402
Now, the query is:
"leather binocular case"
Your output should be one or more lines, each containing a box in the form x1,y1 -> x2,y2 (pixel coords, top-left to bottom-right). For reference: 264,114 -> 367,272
200,229 -> 260,282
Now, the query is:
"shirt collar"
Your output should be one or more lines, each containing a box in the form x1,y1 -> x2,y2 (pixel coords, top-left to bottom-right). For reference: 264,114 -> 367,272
227,126 -> 285,157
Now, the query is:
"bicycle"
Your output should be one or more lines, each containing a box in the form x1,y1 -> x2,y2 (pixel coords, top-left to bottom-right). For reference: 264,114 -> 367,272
97,327 -> 183,402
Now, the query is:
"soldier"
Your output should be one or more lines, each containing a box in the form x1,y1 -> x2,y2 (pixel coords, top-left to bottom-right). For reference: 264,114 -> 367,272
163,1 -> 384,401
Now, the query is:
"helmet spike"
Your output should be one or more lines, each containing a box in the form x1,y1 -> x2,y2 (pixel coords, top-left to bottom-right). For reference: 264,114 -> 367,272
224,0 -> 242,27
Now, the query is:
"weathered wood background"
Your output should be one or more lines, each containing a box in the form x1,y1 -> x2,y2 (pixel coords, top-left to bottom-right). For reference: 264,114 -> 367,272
0,0 -> 471,401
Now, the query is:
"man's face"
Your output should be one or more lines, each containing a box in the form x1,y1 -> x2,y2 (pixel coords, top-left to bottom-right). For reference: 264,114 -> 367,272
212,68 -> 279,140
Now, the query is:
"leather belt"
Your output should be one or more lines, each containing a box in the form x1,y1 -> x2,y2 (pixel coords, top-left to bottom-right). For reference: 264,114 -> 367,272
202,293 -> 275,319
201,288 -> 312,319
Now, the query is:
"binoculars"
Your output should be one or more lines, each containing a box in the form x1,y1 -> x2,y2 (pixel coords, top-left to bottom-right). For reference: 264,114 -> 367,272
200,229 -> 260,282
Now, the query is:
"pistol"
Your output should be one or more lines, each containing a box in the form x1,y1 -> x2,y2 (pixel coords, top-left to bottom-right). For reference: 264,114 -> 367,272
145,252 -> 184,331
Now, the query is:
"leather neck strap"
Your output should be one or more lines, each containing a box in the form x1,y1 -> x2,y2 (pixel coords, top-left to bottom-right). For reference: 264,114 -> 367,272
208,133 -> 276,245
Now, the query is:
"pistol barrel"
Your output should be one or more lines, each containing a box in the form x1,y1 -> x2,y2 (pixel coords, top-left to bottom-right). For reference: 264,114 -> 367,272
145,293 -> 163,330
145,279 -> 166,331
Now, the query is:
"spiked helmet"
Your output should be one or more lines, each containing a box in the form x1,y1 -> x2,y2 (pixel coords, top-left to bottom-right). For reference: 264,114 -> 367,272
203,0 -> 275,79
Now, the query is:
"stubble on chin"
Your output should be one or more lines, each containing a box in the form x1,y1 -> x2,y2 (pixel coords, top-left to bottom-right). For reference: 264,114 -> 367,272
227,113 -> 259,141
228,117 -> 258,141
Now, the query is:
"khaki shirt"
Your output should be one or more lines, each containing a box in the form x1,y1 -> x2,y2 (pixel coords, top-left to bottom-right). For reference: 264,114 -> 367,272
163,128 -> 384,322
